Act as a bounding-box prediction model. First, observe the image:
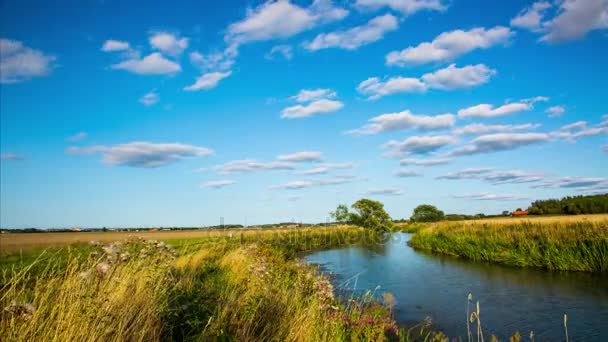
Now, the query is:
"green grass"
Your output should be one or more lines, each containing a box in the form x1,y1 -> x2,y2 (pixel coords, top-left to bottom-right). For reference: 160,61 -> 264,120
409,220 -> 608,272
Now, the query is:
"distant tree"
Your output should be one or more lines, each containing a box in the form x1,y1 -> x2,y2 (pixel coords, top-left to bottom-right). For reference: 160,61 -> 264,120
516,208 -> 523,212
527,194 -> 608,215
502,210 -> 510,216
330,204 -> 350,223
410,204 -> 445,222
350,199 -> 392,231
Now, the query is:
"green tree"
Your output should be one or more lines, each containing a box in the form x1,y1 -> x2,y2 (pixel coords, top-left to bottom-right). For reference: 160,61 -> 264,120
410,204 -> 445,222
330,204 -> 350,223
350,199 -> 392,231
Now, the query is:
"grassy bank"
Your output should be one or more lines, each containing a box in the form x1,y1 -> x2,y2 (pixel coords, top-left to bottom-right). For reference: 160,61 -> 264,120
409,217 -> 608,272
1,226 -> 435,341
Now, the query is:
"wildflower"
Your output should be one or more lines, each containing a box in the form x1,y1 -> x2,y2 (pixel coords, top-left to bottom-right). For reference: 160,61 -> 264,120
119,252 -> 130,262
95,262 -> 111,278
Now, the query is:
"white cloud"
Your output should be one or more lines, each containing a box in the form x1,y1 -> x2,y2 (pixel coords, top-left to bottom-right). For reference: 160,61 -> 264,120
139,91 -> 159,106
541,0 -> 608,42
364,187 -> 403,196
399,157 -> 452,166
101,40 -> 130,52
189,48 -> 237,72
347,110 -> 455,135
216,159 -> 296,174
66,132 -> 88,142
357,76 -> 427,100
511,1 -> 552,32
277,151 -> 323,162
546,105 -> 565,117
184,71 -> 232,91
532,176 -> 608,190
453,123 -> 540,135
394,169 -> 421,177
149,32 -> 189,55
305,14 -> 398,51
383,135 -> 457,157
454,193 -> 528,201
358,64 -> 494,100
386,26 -> 513,66
421,64 -> 496,90
298,162 -> 354,174
354,0 -> 447,15
0,38 -> 56,83
438,168 -> 544,184
273,176 -> 359,190
111,52 -> 181,75
68,142 -> 213,168
290,88 -> 336,102
225,0 -> 347,45
457,101 -> 532,118
201,180 -> 236,189
282,88 -> 343,118
0,153 -> 24,160
551,120 -> 608,141
449,133 -> 551,156
266,45 -> 293,60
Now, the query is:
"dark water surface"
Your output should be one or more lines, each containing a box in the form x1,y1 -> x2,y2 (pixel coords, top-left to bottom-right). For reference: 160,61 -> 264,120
305,233 -> 608,341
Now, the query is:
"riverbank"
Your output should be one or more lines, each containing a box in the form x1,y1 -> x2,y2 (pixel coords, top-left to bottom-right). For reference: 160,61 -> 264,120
409,215 -> 608,272
0,226 -> 430,341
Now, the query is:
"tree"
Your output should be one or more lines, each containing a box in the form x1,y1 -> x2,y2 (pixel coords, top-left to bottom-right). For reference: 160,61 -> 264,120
330,204 -> 350,223
410,204 -> 445,222
502,210 -> 510,216
350,199 -> 393,231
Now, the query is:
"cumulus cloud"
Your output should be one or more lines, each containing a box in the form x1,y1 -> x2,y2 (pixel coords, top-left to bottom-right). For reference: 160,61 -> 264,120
272,176 -> 358,190
266,45 -> 293,60
347,110 -> 455,135
453,123 -> 540,135
0,153 -> 24,160
139,91 -> 159,106
282,88 -> 343,118
201,180 -> 236,189
457,101 -> 533,118
0,38 -> 56,83
277,151 -> 323,162
358,64 -> 494,100
437,168 -> 545,184
540,0 -> 608,42
394,169 -> 421,177
357,76 -> 427,100
101,40 -> 130,52
421,64 -> 496,90
290,88 -> 336,102
386,26 -> 513,66
189,48 -> 237,72
304,14 -> 398,50
454,193 -> 528,201
383,135 -> 457,157
225,0 -> 348,45
66,132 -> 88,142
149,32 -> 189,55
551,120 -> 608,141
216,159 -> 296,174
111,52 -> 181,75
354,0 -> 446,15
448,133 -> 551,156
546,105 -> 566,117
68,142 -> 213,168
298,162 -> 354,174
399,157 -> 452,166
184,71 -> 232,91
510,1 -> 552,31
365,187 -> 403,196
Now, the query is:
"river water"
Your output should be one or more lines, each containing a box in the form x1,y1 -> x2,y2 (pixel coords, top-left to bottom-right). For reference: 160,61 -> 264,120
305,233 -> 608,341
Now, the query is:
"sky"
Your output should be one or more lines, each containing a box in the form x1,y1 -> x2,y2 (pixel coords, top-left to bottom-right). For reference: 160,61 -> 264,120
1,0 -> 607,228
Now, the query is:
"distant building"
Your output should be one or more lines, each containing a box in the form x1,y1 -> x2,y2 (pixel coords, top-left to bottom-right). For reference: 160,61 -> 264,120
512,210 -> 528,216
69,227 -> 82,232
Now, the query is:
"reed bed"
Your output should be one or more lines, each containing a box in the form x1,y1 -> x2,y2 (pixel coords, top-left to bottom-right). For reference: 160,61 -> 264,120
409,218 -> 608,272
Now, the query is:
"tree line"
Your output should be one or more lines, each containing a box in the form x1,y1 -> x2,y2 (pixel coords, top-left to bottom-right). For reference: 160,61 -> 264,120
527,194 -> 608,215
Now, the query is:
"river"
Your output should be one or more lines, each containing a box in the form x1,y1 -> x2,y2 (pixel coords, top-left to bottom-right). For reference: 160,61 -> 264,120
305,233 -> 608,341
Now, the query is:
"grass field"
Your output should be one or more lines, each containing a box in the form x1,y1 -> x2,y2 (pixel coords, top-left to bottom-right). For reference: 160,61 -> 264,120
409,214 -> 608,272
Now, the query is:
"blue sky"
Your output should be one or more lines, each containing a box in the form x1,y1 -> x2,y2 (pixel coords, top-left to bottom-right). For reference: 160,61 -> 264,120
1,0 -> 607,228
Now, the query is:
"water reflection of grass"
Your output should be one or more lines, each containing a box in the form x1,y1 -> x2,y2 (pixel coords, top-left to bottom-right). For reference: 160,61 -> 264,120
409,218 -> 608,272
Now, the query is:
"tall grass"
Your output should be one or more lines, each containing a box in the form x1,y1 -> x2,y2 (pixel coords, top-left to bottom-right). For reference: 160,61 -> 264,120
1,227 -> 426,341
409,219 -> 608,272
